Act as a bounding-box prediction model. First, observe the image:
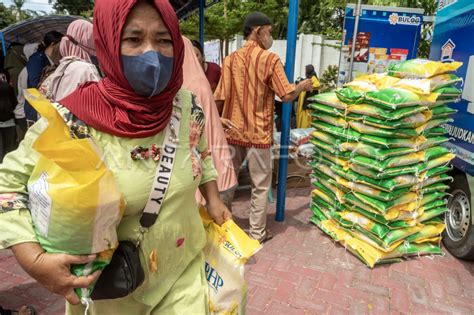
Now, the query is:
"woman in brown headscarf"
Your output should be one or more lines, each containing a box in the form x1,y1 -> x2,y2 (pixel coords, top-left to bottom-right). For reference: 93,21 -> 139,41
0,0 -> 230,314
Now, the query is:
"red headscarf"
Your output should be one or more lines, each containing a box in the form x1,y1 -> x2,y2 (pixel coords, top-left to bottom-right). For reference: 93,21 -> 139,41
59,0 -> 184,138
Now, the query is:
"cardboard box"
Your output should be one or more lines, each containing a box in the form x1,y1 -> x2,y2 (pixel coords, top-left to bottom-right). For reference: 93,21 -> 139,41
273,156 -> 312,188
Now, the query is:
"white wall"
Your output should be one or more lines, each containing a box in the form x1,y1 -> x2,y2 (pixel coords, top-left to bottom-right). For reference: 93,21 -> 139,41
215,34 -> 342,79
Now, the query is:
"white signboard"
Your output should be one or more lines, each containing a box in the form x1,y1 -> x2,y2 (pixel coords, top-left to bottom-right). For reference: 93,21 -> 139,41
204,40 -> 221,65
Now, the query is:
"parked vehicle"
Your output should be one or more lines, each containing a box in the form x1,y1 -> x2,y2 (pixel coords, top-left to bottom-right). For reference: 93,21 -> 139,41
429,0 -> 474,259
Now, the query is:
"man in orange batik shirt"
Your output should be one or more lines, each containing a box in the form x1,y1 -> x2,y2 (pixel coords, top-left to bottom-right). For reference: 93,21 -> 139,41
214,12 -> 313,243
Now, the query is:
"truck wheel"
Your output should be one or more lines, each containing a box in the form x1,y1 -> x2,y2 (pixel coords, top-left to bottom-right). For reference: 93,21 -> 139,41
443,174 -> 474,259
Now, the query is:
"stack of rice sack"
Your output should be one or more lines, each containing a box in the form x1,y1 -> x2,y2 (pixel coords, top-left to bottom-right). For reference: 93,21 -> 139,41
307,59 -> 462,268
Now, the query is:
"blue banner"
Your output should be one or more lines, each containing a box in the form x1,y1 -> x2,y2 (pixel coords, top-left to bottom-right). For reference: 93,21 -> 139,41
430,0 -> 474,176
338,5 -> 423,84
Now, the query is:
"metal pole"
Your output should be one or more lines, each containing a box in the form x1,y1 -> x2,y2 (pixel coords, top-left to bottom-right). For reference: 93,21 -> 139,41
0,32 -> 6,57
276,0 -> 299,222
347,0 -> 362,82
199,0 -> 205,46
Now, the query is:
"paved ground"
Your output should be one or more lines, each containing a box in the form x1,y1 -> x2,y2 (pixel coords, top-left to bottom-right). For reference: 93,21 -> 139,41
1,187 -> 473,314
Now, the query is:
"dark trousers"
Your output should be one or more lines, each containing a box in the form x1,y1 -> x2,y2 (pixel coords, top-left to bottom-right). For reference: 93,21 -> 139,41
0,126 -> 17,163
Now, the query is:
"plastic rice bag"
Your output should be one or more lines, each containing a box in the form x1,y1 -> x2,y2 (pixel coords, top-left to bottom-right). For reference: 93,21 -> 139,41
200,208 -> 261,315
310,92 -> 349,110
24,89 -> 125,303
393,73 -> 463,95
388,59 -> 462,78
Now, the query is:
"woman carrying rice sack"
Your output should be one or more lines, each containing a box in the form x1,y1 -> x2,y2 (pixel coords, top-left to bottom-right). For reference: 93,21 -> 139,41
0,0 -> 231,314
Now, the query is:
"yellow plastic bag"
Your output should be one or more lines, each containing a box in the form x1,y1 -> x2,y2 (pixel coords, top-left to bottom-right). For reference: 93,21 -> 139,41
311,75 -> 321,89
24,89 -> 125,301
200,207 -> 262,315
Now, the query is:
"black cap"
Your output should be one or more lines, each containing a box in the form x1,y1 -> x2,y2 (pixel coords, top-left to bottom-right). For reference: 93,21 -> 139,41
244,12 -> 272,29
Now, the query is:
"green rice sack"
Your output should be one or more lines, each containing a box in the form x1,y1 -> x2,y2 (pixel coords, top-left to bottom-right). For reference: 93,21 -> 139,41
433,86 -> 463,99
418,207 -> 448,222
349,121 -> 418,138
416,118 -> 454,135
348,204 -> 413,228
332,164 -> 419,192
419,165 -> 452,179
311,162 -> 339,180
329,177 -> 410,202
310,103 -> 345,117
310,92 -> 349,110
365,88 -> 423,109
349,163 -> 417,179
363,111 -> 432,130
310,203 -> 330,222
423,127 -> 448,137
335,87 -> 365,104
416,153 -> 455,173
351,155 -> 419,173
310,138 -> 339,154
340,142 -> 416,160
351,191 -> 419,214
382,242 -> 443,260
315,112 -> 349,128
331,211 -> 391,239
360,134 -> 425,149
406,221 -> 445,243
347,103 -> 429,121
431,106 -> 458,118
345,224 -> 421,252
312,121 -> 361,141
419,183 -> 450,194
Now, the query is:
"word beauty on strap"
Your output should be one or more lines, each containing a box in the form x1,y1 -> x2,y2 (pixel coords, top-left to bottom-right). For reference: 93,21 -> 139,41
140,112 -> 181,228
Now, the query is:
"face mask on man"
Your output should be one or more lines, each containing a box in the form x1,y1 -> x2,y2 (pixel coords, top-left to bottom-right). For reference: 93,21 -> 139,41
258,27 -> 273,50
122,50 -> 174,98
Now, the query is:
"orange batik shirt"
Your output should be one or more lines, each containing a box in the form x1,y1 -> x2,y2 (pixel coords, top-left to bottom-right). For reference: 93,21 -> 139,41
214,40 -> 295,148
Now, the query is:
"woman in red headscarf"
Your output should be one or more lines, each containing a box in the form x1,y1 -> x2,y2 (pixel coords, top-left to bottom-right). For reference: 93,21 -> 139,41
0,0 -> 230,313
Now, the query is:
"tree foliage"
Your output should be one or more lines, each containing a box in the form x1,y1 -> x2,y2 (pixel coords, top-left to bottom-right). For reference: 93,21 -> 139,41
0,4 -> 16,29
51,0 -> 94,16
182,0 -> 436,42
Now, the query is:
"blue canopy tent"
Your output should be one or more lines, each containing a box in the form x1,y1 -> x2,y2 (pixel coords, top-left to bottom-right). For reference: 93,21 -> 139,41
0,15 -> 82,55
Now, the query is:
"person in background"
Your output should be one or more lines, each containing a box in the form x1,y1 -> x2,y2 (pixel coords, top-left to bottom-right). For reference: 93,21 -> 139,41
296,64 -> 320,129
40,20 -> 101,101
0,305 -> 36,315
0,46 -> 5,71
191,39 -> 221,93
16,43 -> 39,142
0,0 -> 230,313
182,36 -> 238,206
4,43 -> 26,98
214,11 -> 313,243
26,31 -> 63,123
0,71 -> 19,162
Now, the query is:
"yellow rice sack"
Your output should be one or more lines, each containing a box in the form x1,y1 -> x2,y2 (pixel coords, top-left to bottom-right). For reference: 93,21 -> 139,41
388,59 -> 462,78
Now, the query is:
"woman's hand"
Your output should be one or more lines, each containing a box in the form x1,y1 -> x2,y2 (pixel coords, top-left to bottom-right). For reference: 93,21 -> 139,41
199,180 -> 232,225
207,199 -> 232,226
11,242 -> 101,305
